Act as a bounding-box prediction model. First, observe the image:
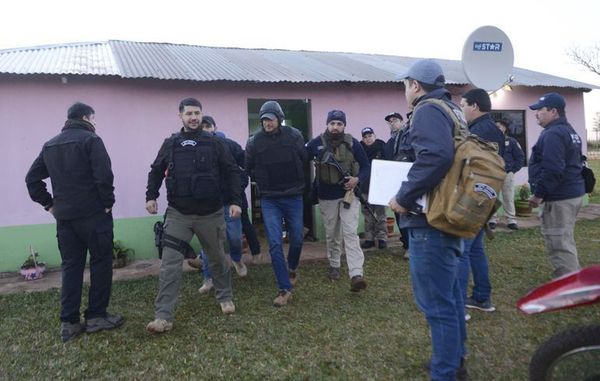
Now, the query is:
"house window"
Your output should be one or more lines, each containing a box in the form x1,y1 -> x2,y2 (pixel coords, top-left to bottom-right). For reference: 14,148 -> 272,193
491,110 -> 528,165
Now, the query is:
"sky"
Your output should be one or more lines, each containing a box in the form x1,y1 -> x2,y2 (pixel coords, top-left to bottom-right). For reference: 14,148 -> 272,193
2,0 -> 599,136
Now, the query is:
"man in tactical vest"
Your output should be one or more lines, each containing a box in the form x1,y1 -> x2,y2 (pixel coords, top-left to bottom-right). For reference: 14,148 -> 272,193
145,98 -> 242,333
391,59 -> 467,381
306,110 -> 370,292
245,100 -> 307,307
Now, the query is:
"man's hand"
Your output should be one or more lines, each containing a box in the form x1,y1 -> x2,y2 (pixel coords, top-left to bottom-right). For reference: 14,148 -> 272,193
389,198 -> 408,214
344,176 -> 359,190
529,196 -> 543,209
229,204 -> 242,218
47,206 -> 54,216
146,200 -> 158,214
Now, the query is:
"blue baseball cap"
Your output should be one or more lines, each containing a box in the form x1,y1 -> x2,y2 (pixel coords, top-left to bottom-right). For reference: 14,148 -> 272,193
396,59 -> 445,87
529,92 -> 566,111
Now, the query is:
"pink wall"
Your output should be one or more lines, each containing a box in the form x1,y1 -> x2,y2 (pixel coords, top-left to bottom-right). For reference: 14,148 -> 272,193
0,74 -> 587,227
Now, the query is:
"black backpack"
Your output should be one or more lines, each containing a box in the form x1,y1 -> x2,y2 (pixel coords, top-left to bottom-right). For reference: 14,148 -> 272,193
582,156 -> 596,194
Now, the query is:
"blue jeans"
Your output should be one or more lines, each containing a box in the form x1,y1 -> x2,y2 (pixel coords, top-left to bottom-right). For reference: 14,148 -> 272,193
201,205 -> 242,280
260,195 -> 304,291
458,229 -> 491,302
408,227 -> 466,381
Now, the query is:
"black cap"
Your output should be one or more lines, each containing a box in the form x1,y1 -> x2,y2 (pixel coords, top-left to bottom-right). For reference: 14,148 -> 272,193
384,112 -> 403,122
201,115 -> 216,127
361,127 -> 374,137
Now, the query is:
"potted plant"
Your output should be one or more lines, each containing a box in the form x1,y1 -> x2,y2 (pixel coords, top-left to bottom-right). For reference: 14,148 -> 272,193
20,246 -> 46,280
515,184 -> 532,217
113,240 -> 134,269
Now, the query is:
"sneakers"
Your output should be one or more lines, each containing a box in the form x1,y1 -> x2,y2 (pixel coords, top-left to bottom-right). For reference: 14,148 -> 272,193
465,296 -> 496,312
273,290 -> 292,307
488,222 -> 497,230
60,322 -> 83,343
289,271 -> 298,287
198,278 -> 214,294
220,300 -> 236,315
350,275 -> 367,292
403,250 -> 410,260
85,314 -> 125,333
378,240 -> 387,249
507,223 -> 519,230
233,260 -> 248,277
327,266 -> 341,281
360,240 -> 375,249
465,313 -> 471,322
146,318 -> 173,333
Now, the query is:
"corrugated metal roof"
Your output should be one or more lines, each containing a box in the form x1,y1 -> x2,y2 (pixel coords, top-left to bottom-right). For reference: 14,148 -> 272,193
0,40 -> 596,91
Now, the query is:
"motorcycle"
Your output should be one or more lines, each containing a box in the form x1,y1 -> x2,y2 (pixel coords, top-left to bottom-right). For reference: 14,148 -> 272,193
517,265 -> 600,381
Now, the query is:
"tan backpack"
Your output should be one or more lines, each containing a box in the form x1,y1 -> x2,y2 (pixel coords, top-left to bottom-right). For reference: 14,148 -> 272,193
418,99 -> 506,239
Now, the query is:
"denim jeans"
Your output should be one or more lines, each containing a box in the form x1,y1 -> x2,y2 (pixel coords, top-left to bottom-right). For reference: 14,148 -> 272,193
260,195 -> 304,291
408,227 -> 466,381
201,205 -> 242,280
458,229 -> 491,302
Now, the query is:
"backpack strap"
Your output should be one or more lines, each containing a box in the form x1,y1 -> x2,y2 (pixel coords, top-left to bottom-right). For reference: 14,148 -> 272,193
415,98 -> 468,138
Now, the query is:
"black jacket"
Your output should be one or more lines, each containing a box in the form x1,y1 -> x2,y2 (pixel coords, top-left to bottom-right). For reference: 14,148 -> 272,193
146,129 -> 242,215
245,125 -> 306,198
25,119 -> 115,220
528,116 -> 585,201
360,138 -> 385,194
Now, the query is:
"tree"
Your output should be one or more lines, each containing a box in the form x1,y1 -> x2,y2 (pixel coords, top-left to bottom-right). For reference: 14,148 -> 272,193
567,43 -> 600,77
594,111 -> 600,143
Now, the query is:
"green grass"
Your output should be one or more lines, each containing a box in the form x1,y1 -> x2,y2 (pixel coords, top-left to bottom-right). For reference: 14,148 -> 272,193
588,159 -> 600,203
1,220 -> 600,380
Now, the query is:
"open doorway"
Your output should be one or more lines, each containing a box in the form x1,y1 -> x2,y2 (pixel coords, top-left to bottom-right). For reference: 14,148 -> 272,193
247,98 -> 315,240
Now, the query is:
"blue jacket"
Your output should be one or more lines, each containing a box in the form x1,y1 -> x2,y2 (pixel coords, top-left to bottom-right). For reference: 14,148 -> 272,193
468,113 -> 505,157
306,134 -> 370,200
396,88 -> 457,229
503,136 -> 524,173
528,117 -> 585,201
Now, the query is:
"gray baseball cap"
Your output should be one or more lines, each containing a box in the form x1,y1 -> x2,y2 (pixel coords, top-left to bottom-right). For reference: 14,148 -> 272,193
396,59 -> 445,87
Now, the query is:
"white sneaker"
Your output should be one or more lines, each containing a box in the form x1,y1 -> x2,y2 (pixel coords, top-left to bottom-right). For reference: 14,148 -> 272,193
220,300 -> 236,315
198,279 -> 213,294
233,260 -> 248,277
465,313 -> 471,322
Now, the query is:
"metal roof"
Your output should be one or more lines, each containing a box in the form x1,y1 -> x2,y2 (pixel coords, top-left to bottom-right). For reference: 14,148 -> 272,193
0,40 -> 596,91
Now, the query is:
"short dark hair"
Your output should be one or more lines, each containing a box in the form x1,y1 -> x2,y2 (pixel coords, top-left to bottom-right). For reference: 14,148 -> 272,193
67,102 -> 95,120
462,88 -> 491,112
495,118 -> 510,128
410,79 -> 443,93
179,98 -> 203,112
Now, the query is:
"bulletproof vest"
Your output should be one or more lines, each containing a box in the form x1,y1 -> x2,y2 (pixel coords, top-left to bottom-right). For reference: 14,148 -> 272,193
316,133 -> 359,185
252,127 -> 304,192
165,133 -> 221,199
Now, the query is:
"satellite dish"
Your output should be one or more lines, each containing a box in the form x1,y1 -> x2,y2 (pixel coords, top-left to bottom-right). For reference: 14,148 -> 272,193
462,26 -> 514,91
